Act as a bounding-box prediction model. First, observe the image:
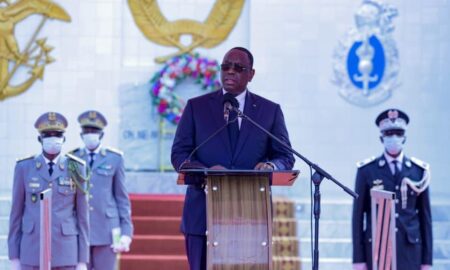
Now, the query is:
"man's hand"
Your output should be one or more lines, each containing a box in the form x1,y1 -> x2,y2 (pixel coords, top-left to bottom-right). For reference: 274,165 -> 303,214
254,162 -> 274,170
11,259 -> 21,270
75,263 -> 87,270
421,265 -> 432,270
210,165 -> 226,170
112,235 -> 132,253
352,263 -> 368,270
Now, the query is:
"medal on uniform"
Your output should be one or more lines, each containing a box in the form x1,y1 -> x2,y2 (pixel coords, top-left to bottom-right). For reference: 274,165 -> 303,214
31,193 -> 37,203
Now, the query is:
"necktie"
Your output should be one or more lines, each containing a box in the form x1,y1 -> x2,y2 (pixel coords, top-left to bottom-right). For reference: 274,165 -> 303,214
392,160 -> 400,180
89,152 -> 95,168
228,107 -> 239,153
48,161 -> 54,176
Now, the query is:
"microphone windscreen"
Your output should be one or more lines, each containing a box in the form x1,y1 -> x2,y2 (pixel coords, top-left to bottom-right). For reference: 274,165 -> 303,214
223,93 -> 239,107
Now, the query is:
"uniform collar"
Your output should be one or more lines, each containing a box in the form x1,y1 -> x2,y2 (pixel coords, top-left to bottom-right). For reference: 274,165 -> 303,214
384,151 -> 404,164
42,153 -> 60,165
85,145 -> 102,155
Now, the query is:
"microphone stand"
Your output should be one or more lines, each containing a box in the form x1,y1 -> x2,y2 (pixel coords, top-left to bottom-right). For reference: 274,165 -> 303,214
232,107 -> 358,270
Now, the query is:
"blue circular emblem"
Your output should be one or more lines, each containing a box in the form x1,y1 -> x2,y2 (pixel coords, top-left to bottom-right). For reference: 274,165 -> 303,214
347,35 -> 385,91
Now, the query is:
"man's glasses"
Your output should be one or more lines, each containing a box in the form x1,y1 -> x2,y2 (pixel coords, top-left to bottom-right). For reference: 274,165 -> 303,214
382,129 -> 405,137
220,63 -> 250,73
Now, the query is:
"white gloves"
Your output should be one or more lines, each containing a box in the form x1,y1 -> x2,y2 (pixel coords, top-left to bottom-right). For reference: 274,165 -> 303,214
111,235 -> 132,253
352,263 -> 368,270
75,263 -> 87,270
421,265 -> 432,270
11,259 -> 21,270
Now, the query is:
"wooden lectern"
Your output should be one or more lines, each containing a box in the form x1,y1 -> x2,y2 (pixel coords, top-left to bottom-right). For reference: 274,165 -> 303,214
178,169 -> 299,270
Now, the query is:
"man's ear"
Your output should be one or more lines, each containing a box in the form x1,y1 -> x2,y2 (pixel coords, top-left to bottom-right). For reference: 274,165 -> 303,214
402,136 -> 407,144
248,69 -> 255,82
63,136 -> 66,143
379,136 -> 384,143
99,131 -> 104,140
37,135 -> 42,144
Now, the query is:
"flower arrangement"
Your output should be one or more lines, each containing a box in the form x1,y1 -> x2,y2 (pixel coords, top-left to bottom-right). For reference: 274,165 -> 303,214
150,53 -> 221,125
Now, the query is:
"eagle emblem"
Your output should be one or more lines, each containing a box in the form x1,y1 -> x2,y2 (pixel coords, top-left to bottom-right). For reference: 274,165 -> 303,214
0,0 -> 70,100
127,0 -> 244,63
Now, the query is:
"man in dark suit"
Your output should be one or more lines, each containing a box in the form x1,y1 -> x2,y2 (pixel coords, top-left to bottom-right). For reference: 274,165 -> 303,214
171,47 -> 295,270
352,109 -> 433,270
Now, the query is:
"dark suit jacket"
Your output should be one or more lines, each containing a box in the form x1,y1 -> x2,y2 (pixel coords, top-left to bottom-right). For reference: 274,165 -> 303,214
171,90 -> 295,235
352,154 -> 433,269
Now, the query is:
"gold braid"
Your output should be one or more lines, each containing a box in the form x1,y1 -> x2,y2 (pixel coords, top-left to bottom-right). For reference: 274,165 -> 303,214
68,159 -> 91,195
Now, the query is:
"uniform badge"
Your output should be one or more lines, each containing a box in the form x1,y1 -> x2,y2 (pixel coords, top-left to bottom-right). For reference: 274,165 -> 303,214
36,161 -> 42,169
372,179 -> 384,190
29,182 -> 41,189
31,193 -> 38,203
59,162 -> 65,170
99,164 -> 112,170
332,0 -> 400,106
31,177 -> 39,182
58,176 -> 71,186
378,159 -> 386,167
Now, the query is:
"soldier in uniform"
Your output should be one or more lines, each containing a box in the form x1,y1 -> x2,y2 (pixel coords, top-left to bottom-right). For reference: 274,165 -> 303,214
352,109 -> 433,270
8,112 -> 89,270
71,110 -> 133,270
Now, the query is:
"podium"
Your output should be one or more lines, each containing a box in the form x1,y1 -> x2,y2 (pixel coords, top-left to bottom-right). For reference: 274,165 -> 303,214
178,169 -> 299,270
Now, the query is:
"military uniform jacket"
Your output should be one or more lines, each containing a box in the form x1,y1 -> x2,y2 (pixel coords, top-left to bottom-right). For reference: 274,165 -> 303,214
8,154 -> 89,266
73,147 -> 133,245
352,154 -> 433,269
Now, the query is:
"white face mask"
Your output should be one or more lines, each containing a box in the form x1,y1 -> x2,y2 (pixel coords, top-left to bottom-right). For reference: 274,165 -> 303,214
82,133 -> 101,150
383,135 -> 405,155
42,137 -> 64,155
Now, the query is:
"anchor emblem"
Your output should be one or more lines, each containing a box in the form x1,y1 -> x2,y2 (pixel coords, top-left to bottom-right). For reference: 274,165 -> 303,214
332,0 -> 400,107
0,0 -> 71,101
353,37 -> 378,96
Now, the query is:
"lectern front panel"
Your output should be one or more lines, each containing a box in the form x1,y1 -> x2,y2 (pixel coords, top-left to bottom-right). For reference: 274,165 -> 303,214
206,174 -> 273,270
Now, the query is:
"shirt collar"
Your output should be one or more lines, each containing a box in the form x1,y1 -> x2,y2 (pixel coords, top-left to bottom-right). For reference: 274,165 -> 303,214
384,151 -> 404,164
42,153 -> 60,164
85,145 -> 101,155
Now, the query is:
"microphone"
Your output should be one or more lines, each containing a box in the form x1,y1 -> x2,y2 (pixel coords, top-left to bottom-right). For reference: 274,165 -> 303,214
223,93 -> 239,123
178,93 -> 240,171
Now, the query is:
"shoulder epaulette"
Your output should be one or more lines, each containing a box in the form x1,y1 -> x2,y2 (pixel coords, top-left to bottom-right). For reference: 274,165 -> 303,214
66,153 -> 86,166
356,156 -> 376,168
68,147 -> 81,154
410,157 -> 430,170
16,154 -> 35,163
105,146 -> 123,156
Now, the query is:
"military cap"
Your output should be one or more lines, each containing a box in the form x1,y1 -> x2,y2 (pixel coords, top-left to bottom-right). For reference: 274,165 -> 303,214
78,110 -> 108,129
375,109 -> 409,131
34,112 -> 68,133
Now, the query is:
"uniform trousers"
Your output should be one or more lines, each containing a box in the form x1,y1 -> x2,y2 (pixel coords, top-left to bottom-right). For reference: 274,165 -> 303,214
88,245 -> 117,270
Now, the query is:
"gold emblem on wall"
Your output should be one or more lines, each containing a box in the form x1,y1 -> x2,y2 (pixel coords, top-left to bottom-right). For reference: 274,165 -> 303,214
128,0 -> 244,63
0,0 -> 70,101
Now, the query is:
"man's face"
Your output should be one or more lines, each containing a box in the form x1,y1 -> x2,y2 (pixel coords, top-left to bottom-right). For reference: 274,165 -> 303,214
220,49 -> 255,95
38,130 -> 65,156
380,129 -> 406,156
